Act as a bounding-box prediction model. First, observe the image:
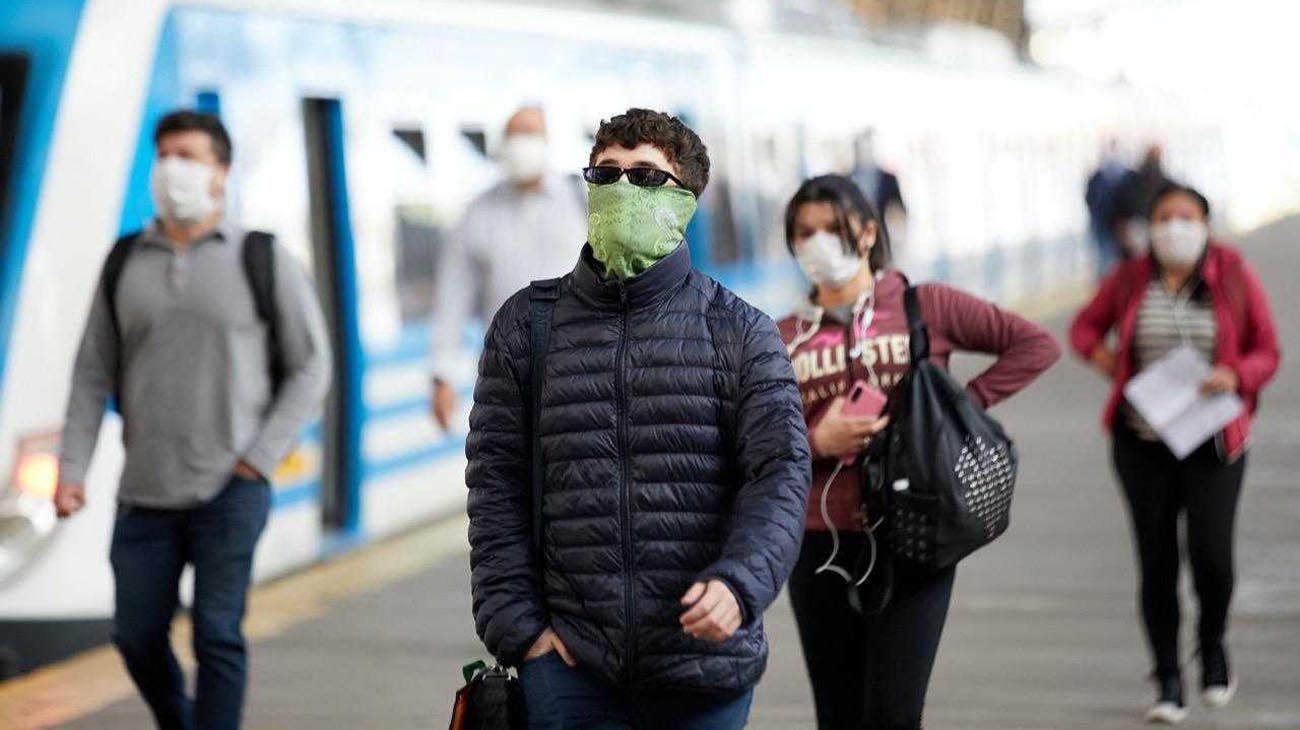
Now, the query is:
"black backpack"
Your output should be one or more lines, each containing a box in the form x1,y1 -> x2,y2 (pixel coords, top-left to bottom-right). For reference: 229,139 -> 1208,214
99,230 -> 285,417
870,286 -> 1019,571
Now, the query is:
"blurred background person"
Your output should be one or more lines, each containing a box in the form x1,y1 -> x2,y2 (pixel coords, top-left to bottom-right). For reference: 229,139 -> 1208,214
849,129 -> 906,240
778,174 -> 1059,730
1110,144 -> 1171,259
428,105 -> 586,430
1085,138 -> 1131,279
53,110 -> 332,730
1070,182 -> 1280,725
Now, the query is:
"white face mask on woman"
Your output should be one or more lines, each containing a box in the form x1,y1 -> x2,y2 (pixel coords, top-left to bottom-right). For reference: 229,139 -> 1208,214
150,156 -> 218,225
1150,219 -> 1208,267
796,230 -> 864,287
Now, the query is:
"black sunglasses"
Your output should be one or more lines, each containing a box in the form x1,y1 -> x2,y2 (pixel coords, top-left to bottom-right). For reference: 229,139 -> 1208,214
582,165 -> 686,189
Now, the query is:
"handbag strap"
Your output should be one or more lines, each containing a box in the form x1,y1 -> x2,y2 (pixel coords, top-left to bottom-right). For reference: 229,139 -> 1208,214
903,285 -> 930,363
527,278 -> 562,557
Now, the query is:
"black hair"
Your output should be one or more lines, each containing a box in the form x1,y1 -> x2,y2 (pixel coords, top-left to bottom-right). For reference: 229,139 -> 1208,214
1146,181 -> 1210,221
154,109 -> 232,166
784,174 -> 891,272
589,108 -> 710,196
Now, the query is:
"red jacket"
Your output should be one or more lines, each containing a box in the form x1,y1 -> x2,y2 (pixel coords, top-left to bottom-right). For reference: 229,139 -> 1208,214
1069,243 -> 1280,460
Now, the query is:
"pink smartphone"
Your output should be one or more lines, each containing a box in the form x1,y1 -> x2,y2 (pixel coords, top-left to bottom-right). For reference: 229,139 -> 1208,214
838,380 -> 888,466
841,379 -> 887,419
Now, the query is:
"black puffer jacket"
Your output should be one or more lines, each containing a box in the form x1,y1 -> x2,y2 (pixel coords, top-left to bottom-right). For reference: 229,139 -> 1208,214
467,243 -> 811,693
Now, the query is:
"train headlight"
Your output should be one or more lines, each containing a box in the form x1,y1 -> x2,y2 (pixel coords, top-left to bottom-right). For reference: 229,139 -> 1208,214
14,451 -> 58,499
0,431 -> 61,585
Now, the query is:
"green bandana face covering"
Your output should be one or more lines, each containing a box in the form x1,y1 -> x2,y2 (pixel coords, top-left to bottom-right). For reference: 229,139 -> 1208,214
587,180 -> 698,279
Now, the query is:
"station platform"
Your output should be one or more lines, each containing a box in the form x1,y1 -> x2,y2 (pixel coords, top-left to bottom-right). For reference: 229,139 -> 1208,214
6,217 -> 1299,729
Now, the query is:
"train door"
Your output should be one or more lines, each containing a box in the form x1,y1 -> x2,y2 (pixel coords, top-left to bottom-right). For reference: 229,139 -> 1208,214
301,97 -> 362,535
0,54 -> 30,271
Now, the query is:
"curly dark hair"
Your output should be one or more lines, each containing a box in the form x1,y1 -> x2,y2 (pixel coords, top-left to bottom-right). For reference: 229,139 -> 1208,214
154,109 -> 233,166
588,108 -> 710,196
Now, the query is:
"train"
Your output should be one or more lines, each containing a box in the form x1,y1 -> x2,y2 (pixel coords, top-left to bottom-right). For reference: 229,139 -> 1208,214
0,0 -> 1243,674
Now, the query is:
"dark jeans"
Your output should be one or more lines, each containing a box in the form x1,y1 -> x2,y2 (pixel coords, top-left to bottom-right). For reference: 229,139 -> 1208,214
1112,424 -> 1246,678
110,475 -> 271,730
519,652 -> 753,730
788,530 -> 956,730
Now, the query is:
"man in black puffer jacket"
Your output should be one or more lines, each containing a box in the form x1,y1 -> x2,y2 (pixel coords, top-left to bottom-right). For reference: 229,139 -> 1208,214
466,109 -> 812,729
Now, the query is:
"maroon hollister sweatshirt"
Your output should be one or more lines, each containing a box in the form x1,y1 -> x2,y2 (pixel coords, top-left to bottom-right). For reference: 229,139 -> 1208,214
776,270 -> 1061,532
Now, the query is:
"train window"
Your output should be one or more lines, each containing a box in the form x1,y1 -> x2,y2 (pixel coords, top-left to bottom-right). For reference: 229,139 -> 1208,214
0,55 -> 31,235
706,176 -> 741,265
459,125 -> 487,158
381,124 -> 440,325
392,127 -> 426,163
393,202 -> 440,324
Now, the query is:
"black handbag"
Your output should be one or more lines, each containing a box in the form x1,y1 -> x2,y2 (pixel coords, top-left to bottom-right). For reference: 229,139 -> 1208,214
449,661 -> 526,730
871,285 -> 1019,571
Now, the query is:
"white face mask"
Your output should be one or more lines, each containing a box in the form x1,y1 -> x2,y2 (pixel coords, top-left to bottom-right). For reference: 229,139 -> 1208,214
499,134 -> 547,183
151,156 -> 218,225
1150,219 -> 1208,266
796,230 -> 863,287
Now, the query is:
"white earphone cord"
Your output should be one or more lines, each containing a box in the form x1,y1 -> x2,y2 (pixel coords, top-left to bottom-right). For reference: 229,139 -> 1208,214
814,461 -> 883,587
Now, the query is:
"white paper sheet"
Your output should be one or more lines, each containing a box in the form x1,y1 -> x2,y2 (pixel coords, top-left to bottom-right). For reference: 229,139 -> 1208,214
1123,345 -> 1244,459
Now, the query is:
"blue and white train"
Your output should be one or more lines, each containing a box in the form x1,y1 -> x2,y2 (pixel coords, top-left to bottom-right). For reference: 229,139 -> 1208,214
0,0 -> 1247,673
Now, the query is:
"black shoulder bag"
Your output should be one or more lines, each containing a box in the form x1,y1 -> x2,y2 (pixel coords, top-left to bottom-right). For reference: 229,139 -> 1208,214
448,277 -> 561,730
871,285 -> 1019,572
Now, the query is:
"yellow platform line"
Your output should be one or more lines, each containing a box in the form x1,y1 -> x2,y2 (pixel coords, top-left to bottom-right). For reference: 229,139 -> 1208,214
0,514 -> 470,730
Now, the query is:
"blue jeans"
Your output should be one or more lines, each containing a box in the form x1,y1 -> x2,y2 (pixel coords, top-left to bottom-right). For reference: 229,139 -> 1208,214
519,652 -> 754,730
1091,226 -> 1122,281
110,475 -> 271,730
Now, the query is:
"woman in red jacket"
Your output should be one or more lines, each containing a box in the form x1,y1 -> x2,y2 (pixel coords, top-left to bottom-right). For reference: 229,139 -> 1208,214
779,175 -> 1060,730
1070,182 -> 1280,724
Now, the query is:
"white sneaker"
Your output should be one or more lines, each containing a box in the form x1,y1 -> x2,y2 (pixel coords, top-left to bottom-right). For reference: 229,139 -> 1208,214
1200,643 -> 1236,709
1202,676 -> 1238,708
1146,674 -> 1187,724
1145,701 -> 1188,724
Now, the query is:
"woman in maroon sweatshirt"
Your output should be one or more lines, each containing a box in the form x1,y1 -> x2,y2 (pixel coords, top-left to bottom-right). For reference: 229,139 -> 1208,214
1070,182 -> 1280,724
778,175 -> 1060,730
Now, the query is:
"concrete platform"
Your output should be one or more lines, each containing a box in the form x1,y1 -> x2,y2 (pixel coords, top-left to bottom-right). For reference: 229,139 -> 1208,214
53,216 -> 1300,729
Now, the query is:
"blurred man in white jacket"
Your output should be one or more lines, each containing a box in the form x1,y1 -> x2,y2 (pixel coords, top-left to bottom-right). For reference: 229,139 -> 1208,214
429,106 -> 587,429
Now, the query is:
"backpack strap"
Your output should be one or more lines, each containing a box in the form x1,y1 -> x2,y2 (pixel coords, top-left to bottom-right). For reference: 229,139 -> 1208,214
241,231 -> 284,394
903,285 -> 930,363
101,232 -> 140,415
527,277 -> 562,557
101,232 -> 139,348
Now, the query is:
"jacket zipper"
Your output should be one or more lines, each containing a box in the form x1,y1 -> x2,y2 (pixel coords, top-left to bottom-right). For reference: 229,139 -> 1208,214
615,285 -> 636,686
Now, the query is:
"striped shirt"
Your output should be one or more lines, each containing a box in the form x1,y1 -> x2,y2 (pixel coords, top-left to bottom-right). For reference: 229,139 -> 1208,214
1127,277 -> 1217,439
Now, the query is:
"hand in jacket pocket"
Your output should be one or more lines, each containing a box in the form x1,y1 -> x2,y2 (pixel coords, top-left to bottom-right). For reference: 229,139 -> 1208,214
523,628 -> 577,666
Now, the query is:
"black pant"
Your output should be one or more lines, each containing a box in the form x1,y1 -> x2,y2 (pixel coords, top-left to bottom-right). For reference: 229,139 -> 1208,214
1111,425 -> 1246,678
110,476 -> 271,730
788,530 -> 956,730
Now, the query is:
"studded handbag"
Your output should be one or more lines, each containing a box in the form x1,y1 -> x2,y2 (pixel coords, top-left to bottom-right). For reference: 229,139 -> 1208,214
869,286 -> 1019,572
